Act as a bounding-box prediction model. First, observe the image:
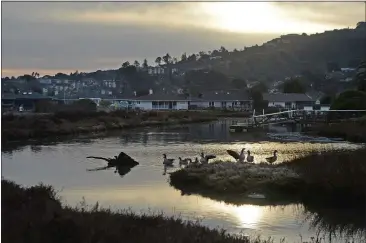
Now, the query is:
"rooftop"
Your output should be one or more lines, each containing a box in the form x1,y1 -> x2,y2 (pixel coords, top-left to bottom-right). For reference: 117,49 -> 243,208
263,93 -> 313,102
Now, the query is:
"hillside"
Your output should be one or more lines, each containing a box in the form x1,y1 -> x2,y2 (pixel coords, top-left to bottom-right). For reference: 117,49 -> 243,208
174,22 -> 366,81
3,22 -> 366,94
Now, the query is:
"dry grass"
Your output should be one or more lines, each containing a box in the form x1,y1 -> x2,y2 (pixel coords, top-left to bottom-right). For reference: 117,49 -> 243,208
3,179 -> 361,243
170,149 -> 366,207
170,161 -> 303,199
1,179 -> 283,243
306,119 -> 366,143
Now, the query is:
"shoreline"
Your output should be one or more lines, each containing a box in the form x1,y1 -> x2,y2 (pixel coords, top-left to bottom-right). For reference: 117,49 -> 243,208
303,118 -> 366,143
169,149 -> 366,208
2,110 -> 228,143
4,179 -> 363,243
1,179 -> 300,243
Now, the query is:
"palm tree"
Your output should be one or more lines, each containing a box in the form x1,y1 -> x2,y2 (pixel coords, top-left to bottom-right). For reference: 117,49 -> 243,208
155,57 -> 162,66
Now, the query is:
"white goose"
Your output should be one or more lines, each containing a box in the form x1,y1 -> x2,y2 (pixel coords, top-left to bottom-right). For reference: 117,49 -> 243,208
178,157 -> 192,166
265,150 -> 278,164
200,152 -> 216,164
246,150 -> 254,163
162,154 -> 174,166
227,148 -> 246,163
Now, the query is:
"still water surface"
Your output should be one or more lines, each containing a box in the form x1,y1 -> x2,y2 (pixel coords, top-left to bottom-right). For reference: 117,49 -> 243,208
2,119 -> 366,242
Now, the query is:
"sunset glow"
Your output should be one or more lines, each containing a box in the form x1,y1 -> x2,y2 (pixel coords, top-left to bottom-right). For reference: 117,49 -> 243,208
200,2 -> 341,34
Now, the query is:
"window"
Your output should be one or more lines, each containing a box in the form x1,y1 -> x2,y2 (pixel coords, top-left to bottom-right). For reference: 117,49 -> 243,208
173,101 -> 177,106
152,101 -> 157,106
209,102 -> 214,107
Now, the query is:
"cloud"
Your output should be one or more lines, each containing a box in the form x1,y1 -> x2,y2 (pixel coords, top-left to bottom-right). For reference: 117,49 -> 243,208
2,1 -> 364,77
274,2 -> 365,28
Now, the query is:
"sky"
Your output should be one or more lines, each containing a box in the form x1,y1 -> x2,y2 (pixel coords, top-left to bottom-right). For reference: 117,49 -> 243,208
1,1 -> 365,77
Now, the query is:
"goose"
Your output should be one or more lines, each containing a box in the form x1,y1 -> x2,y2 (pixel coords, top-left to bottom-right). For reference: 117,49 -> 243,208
200,152 -> 216,164
163,154 -> 174,166
227,148 -> 246,162
246,150 -> 254,163
178,157 -> 192,166
191,157 -> 199,164
265,150 -> 278,164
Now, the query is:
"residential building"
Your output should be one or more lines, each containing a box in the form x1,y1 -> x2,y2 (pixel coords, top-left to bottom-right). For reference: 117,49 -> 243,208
130,90 -> 252,111
190,91 -> 252,111
263,93 -> 315,109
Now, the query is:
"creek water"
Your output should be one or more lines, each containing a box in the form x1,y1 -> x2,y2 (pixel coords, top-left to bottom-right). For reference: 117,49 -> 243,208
2,119 -> 366,243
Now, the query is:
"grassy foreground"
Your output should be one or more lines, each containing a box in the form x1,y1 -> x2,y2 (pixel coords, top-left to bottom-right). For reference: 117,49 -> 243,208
2,179 -> 284,243
170,149 -> 366,207
1,110 -> 217,142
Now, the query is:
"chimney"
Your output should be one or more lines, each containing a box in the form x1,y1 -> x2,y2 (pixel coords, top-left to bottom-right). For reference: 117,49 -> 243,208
133,91 -> 137,96
149,89 -> 153,95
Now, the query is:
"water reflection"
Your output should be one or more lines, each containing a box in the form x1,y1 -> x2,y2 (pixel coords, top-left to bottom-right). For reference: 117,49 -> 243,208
2,119 -> 365,243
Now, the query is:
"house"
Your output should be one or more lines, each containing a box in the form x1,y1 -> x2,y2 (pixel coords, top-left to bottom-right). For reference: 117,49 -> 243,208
263,93 -> 315,110
1,93 -> 54,111
190,91 -> 252,111
132,91 -> 189,110
128,89 -> 252,111
147,66 -> 165,75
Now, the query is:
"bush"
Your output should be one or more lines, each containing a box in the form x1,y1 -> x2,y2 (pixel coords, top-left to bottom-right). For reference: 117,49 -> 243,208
330,90 -> 366,110
2,179 -> 263,243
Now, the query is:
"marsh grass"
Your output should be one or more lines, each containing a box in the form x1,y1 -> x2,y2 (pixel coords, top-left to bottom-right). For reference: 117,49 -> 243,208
1,110 -> 217,142
307,120 -> 366,143
2,179 -> 361,243
170,149 -> 366,207
2,179 -> 284,243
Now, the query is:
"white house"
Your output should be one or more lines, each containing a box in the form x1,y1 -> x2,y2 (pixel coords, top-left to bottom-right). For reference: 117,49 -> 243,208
263,93 -> 315,109
147,66 -> 165,75
190,91 -> 252,111
129,90 -> 252,111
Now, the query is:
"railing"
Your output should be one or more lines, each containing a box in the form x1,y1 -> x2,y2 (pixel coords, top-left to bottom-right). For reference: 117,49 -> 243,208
250,109 -> 366,126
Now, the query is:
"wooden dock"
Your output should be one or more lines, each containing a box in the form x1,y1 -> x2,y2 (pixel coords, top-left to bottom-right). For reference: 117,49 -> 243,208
229,109 -> 366,133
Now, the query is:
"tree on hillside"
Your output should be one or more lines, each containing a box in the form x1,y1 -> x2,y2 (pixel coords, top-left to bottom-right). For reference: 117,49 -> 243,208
173,57 -> 178,64
181,53 -> 187,62
122,61 -> 130,68
54,72 -> 69,79
155,57 -> 162,66
142,59 -> 148,69
320,95 -> 334,105
187,54 -> 197,62
219,46 -> 228,53
355,61 -> 366,91
133,60 -> 140,67
162,53 -> 172,65
283,79 -> 306,93
331,90 -> 366,110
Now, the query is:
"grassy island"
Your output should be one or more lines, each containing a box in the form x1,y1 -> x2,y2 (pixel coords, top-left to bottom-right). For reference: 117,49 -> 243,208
170,149 -> 366,207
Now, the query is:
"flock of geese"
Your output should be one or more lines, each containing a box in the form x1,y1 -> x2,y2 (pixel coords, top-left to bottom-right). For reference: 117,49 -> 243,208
162,149 -> 278,167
